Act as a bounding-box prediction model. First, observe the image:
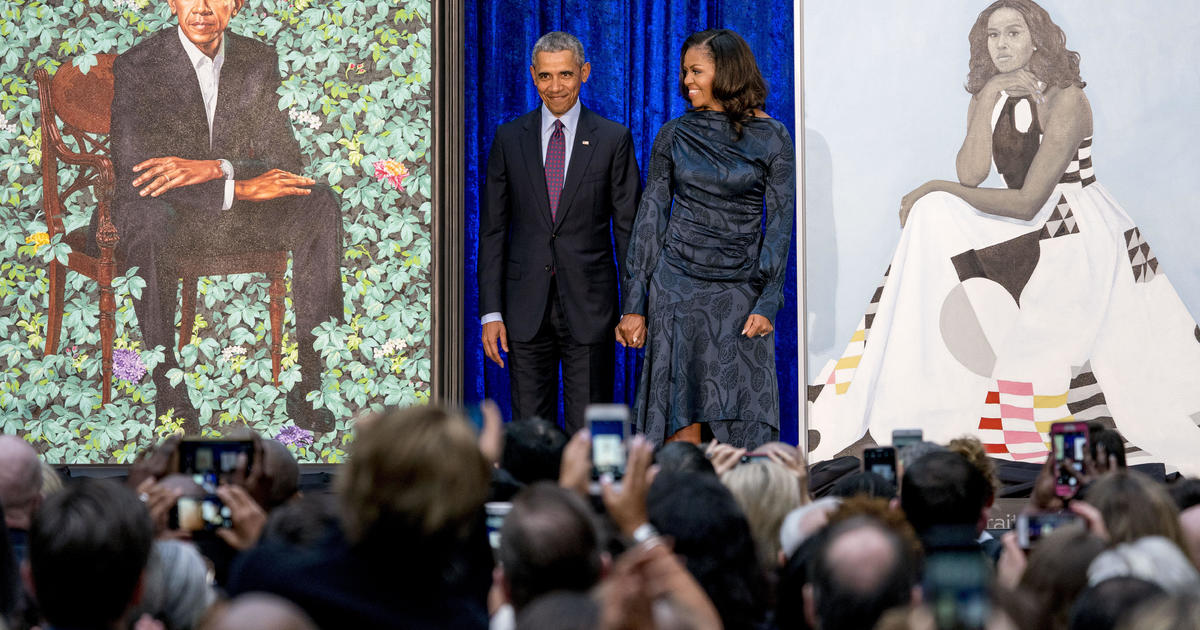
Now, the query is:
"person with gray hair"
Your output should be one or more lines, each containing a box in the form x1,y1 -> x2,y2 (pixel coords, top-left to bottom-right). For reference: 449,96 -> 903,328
479,30 -> 641,433
1088,536 -> 1200,597
128,540 -> 216,630
0,435 -> 42,564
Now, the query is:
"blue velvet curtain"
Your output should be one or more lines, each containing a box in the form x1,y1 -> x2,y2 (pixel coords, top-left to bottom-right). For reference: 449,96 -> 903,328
463,0 -> 799,445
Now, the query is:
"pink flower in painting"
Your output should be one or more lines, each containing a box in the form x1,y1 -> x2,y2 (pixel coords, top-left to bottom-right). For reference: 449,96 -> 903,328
373,160 -> 409,191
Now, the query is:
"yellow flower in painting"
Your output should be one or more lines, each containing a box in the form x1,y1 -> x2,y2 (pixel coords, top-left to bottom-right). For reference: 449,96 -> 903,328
25,232 -> 49,252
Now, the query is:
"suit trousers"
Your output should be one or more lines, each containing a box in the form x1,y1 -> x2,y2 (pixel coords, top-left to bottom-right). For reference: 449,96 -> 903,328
118,185 -> 344,390
507,278 -> 614,434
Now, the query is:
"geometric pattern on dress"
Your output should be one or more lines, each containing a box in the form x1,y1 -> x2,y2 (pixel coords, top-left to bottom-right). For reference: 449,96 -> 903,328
827,320 -> 866,396
1124,227 -> 1159,283
1058,137 -> 1096,187
977,380 -> 1054,460
1040,195 -> 1080,239
1068,361 -> 1141,455
826,266 -> 891,396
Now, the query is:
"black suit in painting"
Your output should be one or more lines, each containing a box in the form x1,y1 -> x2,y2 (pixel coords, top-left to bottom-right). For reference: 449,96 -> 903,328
110,29 -> 343,420
478,106 -> 640,432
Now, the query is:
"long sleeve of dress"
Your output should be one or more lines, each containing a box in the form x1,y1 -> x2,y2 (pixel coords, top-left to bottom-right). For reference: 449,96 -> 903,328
622,120 -> 677,316
749,124 -> 797,323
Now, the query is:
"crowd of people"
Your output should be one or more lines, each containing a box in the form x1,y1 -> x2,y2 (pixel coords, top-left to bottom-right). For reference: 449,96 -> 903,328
0,405 -> 1197,630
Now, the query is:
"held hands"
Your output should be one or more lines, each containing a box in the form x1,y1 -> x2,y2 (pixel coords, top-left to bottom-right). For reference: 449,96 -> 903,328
133,157 -> 223,198
616,313 -> 647,349
742,314 -> 773,338
234,169 -> 315,202
481,321 -> 509,368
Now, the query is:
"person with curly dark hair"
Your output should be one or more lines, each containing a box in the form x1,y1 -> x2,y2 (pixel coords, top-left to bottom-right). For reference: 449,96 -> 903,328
617,29 -> 795,448
809,0 -> 1200,474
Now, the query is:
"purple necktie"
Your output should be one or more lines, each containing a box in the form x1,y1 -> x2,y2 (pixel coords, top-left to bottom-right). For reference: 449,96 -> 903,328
545,119 -> 565,221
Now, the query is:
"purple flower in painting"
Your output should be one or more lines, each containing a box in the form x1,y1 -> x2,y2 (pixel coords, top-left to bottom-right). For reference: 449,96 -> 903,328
112,348 -> 146,382
276,425 -> 314,448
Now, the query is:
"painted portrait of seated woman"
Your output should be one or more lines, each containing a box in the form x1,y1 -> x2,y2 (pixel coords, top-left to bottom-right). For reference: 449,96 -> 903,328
808,0 -> 1200,475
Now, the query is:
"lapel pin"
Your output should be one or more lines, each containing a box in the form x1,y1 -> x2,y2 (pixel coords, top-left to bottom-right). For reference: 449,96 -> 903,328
582,140 -> 590,146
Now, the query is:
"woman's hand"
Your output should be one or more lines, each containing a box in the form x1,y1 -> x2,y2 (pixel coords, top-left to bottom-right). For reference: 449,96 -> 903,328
616,314 -> 647,349
742,314 -> 773,338
705,441 -> 747,476
983,69 -> 1045,103
900,181 -> 943,227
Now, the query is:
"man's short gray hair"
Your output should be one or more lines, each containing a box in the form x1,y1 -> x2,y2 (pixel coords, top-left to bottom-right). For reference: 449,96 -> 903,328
531,31 -> 585,67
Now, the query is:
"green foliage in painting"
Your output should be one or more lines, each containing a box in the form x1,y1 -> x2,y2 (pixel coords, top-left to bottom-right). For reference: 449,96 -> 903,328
0,0 -> 432,463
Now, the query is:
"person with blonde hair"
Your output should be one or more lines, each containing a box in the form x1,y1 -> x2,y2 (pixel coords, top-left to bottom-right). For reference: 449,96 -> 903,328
721,459 -> 803,570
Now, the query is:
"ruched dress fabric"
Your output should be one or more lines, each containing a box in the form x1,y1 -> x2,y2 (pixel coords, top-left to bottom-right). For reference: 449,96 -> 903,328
624,111 -> 796,447
808,93 -> 1200,476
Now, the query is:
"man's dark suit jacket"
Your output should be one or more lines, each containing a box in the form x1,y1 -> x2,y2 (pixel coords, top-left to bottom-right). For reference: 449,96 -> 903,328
478,107 -> 640,345
110,28 -> 302,233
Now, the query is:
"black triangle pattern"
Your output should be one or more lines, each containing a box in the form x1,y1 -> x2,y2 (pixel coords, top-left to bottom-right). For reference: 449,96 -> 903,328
1124,227 -> 1159,283
1040,195 -> 1081,240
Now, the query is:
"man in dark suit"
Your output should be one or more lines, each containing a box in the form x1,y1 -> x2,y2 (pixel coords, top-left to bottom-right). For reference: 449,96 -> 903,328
478,32 -> 641,434
110,0 -> 343,431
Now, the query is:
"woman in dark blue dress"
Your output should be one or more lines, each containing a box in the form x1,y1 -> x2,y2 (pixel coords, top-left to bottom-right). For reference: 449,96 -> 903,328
618,29 -> 795,448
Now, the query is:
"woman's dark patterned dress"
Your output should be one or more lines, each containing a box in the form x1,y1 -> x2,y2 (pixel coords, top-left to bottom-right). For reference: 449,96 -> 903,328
623,110 -> 796,447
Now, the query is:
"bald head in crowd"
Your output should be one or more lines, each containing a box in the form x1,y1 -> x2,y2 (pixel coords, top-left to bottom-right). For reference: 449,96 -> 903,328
201,594 -> 318,630
0,435 -> 42,530
804,516 -> 917,630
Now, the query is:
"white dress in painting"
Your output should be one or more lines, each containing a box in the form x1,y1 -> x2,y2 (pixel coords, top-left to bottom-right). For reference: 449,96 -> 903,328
809,93 -> 1200,475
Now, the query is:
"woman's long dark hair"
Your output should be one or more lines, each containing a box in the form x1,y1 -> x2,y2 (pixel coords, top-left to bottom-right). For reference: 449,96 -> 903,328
679,29 -> 767,138
965,0 -> 1085,94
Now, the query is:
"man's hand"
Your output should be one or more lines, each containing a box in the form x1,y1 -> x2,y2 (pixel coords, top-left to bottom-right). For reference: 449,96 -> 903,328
602,435 -> 653,537
127,435 -> 182,490
215,484 -> 267,550
136,477 -> 185,540
133,157 -> 223,197
559,429 -> 592,497
616,314 -> 647,349
482,321 -> 509,368
234,169 -> 315,202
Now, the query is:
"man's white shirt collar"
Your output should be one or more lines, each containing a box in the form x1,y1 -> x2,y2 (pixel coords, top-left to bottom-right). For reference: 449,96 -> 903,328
177,26 -> 226,71
541,99 -> 581,134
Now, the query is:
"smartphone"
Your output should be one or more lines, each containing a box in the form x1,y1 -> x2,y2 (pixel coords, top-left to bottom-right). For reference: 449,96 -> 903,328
587,404 -> 629,481
178,439 -> 254,493
1050,422 -> 1089,497
484,502 -> 512,551
1016,511 -> 1079,549
863,446 -> 898,485
924,549 -> 991,630
169,495 -> 233,532
892,428 -> 923,451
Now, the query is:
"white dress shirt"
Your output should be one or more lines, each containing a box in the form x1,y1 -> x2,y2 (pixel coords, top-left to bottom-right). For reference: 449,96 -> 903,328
482,100 -> 583,326
177,27 -> 236,211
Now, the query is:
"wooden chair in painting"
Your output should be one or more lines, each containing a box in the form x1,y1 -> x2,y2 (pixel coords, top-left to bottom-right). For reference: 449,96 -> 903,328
35,54 -> 287,405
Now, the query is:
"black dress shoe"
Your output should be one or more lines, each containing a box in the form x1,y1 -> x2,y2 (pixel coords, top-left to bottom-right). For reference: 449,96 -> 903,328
286,386 -> 336,433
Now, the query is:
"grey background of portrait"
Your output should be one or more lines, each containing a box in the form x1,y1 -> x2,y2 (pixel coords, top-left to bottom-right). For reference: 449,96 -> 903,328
802,0 -> 1200,373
